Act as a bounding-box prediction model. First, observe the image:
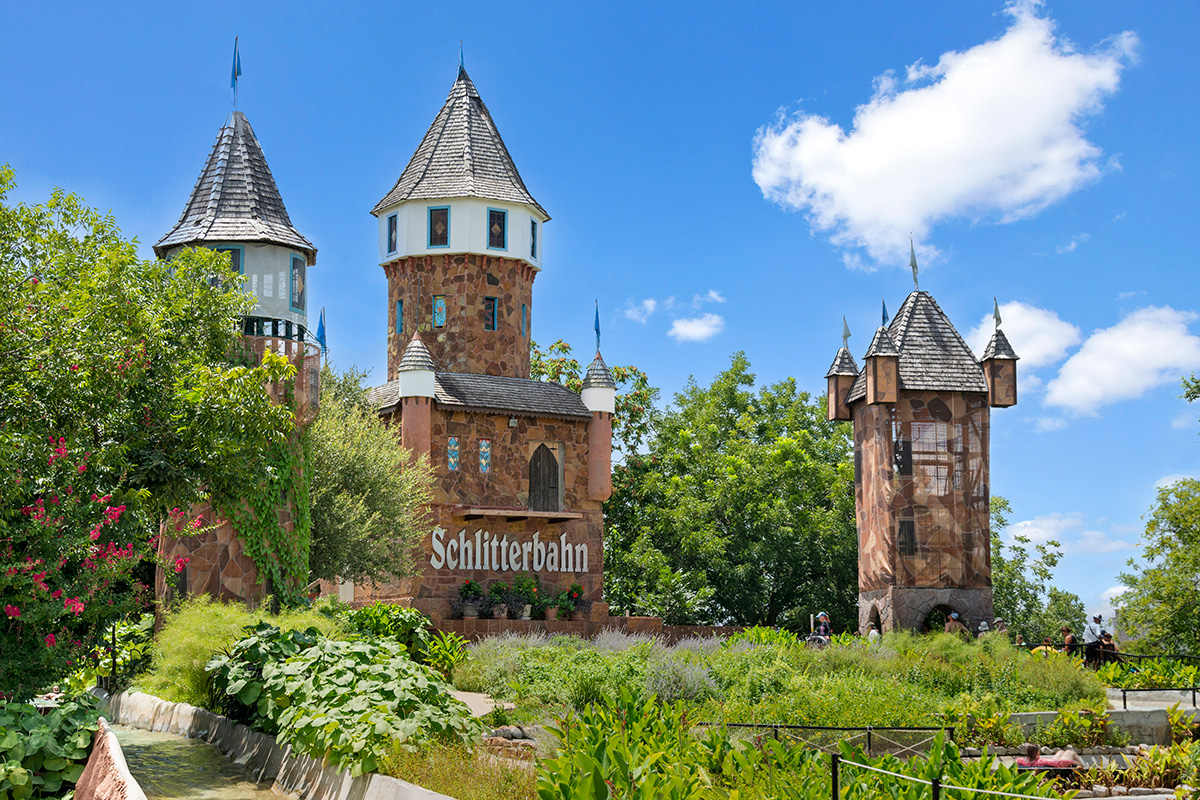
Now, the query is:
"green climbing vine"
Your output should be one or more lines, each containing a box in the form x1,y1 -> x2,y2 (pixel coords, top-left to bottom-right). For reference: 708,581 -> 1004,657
212,429 -> 313,608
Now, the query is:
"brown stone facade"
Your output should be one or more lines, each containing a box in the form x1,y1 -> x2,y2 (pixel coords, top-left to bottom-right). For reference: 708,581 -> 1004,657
361,404 -> 605,623
384,254 -> 536,380
853,390 -> 992,633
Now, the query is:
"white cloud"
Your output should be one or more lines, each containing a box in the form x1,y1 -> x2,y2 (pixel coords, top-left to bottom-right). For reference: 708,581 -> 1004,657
1170,410 -> 1194,430
668,313 -> 725,343
692,289 -> 726,308
1034,416 -> 1068,432
1056,233 -> 1089,254
1156,473 -> 1200,489
1044,307 -> 1200,416
625,298 -> 657,324
1092,585 -> 1128,619
751,2 -> 1137,265
967,302 -> 1082,369
1115,290 -> 1145,301
1007,513 -> 1133,554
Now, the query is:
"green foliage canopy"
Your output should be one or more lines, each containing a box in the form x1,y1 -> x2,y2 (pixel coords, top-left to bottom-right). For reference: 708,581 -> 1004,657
603,353 -> 856,627
307,364 -> 433,586
0,167 -> 294,696
989,497 -> 1085,644
1118,478 -> 1200,654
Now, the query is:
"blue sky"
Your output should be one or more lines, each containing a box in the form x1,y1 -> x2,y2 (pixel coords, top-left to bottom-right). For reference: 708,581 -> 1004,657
3,1 -> 1198,623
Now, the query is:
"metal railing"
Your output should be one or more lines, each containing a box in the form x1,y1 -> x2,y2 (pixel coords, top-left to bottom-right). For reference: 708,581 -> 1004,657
1118,686 -> 1199,710
698,722 -> 953,759
833,753 -> 1079,800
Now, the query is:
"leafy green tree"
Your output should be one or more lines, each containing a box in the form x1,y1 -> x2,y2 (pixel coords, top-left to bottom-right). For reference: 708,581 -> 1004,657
604,353 -> 857,627
530,339 -> 657,456
989,496 -> 1085,644
1117,478 -> 1200,654
0,167 -> 293,696
307,364 -> 434,586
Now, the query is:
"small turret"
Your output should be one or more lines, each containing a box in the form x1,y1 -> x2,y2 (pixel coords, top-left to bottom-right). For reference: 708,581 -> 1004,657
980,328 -> 1019,408
825,348 -> 859,421
581,352 -> 616,414
863,327 -> 900,405
397,332 -> 435,461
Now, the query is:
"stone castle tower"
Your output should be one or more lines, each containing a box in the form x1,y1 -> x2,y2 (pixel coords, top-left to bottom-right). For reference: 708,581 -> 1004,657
359,66 -> 615,623
154,110 -> 320,603
826,291 -> 1018,633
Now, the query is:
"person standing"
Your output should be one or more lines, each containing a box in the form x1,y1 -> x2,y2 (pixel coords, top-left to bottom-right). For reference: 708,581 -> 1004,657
1083,614 -> 1104,666
867,623 -> 881,643
814,611 -> 833,641
944,612 -> 970,641
1060,625 -> 1078,656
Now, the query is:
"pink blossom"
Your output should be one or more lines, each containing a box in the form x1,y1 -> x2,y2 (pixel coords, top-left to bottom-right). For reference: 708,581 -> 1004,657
174,557 -> 190,574
58,437 -> 66,445
3,605 -> 20,618
64,597 -> 84,616
44,633 -> 55,647
51,589 -> 62,599
77,464 -> 86,473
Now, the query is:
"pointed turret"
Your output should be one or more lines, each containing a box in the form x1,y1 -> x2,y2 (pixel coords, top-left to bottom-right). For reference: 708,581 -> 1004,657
155,111 -> 316,335
581,352 -> 616,413
863,326 -> 900,405
980,327 -> 1019,408
397,332 -> 436,398
373,66 -> 546,269
825,347 -> 859,421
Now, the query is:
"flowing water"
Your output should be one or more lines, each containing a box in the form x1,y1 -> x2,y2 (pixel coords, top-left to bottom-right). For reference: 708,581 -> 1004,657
110,724 -> 279,799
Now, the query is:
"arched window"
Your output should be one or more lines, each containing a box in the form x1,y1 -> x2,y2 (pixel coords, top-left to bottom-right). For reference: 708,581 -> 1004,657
529,444 -> 560,512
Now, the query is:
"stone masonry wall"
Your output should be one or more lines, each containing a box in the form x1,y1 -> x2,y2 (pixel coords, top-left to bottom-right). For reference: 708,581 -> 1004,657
854,390 -> 992,633
362,404 -> 603,623
384,254 -> 535,381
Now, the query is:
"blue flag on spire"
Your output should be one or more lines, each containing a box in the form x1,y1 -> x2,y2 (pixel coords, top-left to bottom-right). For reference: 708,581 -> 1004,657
316,307 -> 327,355
594,301 -> 601,352
882,296 -> 890,328
231,37 -> 242,90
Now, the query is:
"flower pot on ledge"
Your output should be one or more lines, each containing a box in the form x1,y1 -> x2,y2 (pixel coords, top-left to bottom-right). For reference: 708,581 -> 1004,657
544,607 -> 558,621
491,604 -> 507,620
519,604 -> 532,620
462,602 -> 478,619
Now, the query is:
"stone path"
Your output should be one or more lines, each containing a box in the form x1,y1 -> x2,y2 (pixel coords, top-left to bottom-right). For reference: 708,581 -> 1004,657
450,690 -> 513,718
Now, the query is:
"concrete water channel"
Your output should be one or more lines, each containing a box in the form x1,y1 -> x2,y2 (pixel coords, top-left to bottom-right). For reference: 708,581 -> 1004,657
111,724 -> 277,800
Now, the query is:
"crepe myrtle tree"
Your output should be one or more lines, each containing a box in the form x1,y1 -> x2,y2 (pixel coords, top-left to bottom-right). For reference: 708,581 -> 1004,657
0,166 -> 295,697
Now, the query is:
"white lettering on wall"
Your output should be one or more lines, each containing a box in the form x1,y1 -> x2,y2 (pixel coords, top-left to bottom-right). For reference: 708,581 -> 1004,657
430,529 -> 589,574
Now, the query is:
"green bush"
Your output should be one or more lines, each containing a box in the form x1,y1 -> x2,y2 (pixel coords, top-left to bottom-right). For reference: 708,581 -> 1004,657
206,623 -> 321,731
347,602 -> 432,660
0,696 -> 99,799
259,637 -> 483,776
135,595 -> 344,707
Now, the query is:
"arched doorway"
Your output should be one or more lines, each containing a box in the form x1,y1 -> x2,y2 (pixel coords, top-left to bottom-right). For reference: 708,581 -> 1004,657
924,604 -> 957,634
868,604 -> 883,634
529,444 -> 560,512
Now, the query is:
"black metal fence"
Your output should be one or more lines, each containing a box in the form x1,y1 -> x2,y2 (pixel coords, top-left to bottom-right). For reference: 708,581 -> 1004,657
698,722 -> 954,759
1117,686 -> 1199,710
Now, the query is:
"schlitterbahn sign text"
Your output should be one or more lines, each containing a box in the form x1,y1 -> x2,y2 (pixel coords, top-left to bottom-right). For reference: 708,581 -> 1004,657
430,527 -> 589,573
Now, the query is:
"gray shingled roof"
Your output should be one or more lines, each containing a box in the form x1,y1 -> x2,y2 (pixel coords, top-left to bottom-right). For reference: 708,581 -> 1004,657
397,333 -> 436,372
981,328 -> 1020,361
372,67 -> 547,219
369,373 -> 591,419
847,291 -> 987,403
154,112 -> 316,264
864,327 -> 900,358
824,347 -> 859,379
582,352 -> 616,390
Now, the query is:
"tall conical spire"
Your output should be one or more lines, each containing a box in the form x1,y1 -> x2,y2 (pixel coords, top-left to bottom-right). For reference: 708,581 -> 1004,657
373,66 -> 547,218
154,112 -> 315,263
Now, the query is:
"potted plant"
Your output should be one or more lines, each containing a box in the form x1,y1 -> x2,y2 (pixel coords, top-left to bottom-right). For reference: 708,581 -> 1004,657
566,582 -> 588,620
487,581 -> 509,620
554,590 -> 575,621
459,579 -> 483,618
513,574 -> 540,620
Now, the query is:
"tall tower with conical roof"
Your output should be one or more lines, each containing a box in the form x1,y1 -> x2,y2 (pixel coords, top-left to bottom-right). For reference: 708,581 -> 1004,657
154,109 -> 320,604
374,65 -> 547,380
826,291 -> 1018,634
359,66 -> 616,627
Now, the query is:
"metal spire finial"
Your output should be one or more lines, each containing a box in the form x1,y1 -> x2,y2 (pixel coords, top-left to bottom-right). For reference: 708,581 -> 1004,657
993,296 -> 1002,330
882,295 -> 890,328
459,40 -> 464,71
842,316 -> 851,349
909,235 -> 919,291
594,300 -> 601,353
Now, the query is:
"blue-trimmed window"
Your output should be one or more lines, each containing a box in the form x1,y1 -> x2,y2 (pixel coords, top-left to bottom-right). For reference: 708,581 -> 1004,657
447,436 -> 459,471
487,208 -> 507,250
479,439 -> 491,474
212,245 -> 244,288
530,219 -> 537,259
395,299 -> 404,335
386,214 -> 398,254
520,304 -> 527,337
428,206 -> 450,248
484,297 -> 498,331
290,256 -> 306,312
432,295 -> 447,328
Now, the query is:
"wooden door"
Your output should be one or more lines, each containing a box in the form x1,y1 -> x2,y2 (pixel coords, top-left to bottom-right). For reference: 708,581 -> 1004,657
529,444 -> 560,512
